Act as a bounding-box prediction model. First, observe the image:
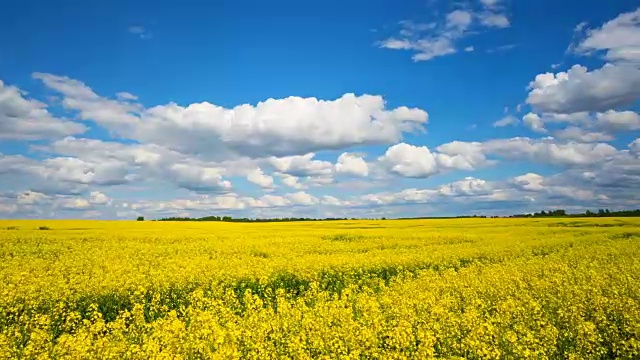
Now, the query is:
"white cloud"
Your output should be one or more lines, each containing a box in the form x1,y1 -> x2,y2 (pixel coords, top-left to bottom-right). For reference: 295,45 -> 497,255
522,113 -> 547,133
256,194 -> 290,208
379,2 -> 509,61
526,64 -> 640,114
335,153 -> 369,177
379,141 -> 492,179
58,198 -> 92,210
33,73 -> 142,132
268,153 -> 333,177
17,191 -> 48,205
0,203 -> 18,214
439,137 -> 620,167
447,10 -> 473,30
596,110 -> 640,131
286,191 -> 319,206
168,164 -> 233,193
321,195 -> 353,207
630,138 -> 640,153
247,168 -> 275,188
43,137 -> 262,193
478,13 -> 510,28
278,174 -> 306,190
573,8 -> 640,63
34,73 -> 429,159
361,188 -> 436,205
361,176 -> 512,207
0,79 -> 86,140
512,173 -> 544,192
13,191 -> 114,213
89,191 -> 111,205
379,143 -> 439,178
512,172 -> 601,202
553,126 -> 614,143
543,112 -> 591,124
493,115 -> 518,127
482,137 -> 618,166
435,141 -> 490,171
437,177 -> 493,196
116,92 -> 138,101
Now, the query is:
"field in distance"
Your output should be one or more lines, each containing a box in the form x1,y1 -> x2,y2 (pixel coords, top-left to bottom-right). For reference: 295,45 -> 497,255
1,218 -> 639,359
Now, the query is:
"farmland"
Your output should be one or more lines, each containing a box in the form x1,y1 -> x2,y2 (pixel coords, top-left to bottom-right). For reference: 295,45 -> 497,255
0,218 -> 639,359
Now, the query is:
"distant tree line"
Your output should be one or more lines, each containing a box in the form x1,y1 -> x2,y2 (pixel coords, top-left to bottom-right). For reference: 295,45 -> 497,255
397,215 -> 495,220
156,216 -> 350,222
149,209 -> 640,222
509,209 -> 640,218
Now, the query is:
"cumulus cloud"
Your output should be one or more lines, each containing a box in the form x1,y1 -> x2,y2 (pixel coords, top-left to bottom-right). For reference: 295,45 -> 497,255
437,177 -> 494,196
572,8 -> 640,63
335,153 -> 369,177
167,164 -> 232,193
512,173 -> 544,192
526,64 -> 640,114
0,153 -> 134,190
128,190 -> 326,216
4,59 -> 638,219
542,112 -> 591,124
17,190 -> 48,205
377,141 -> 492,179
6,137 -> 245,194
0,79 -> 86,140
89,191 -> 111,205
435,141 -> 490,171
522,113 -> 547,133
482,137 -> 618,166
630,138 -> 640,153
321,195 -> 354,207
10,190 -> 113,215
511,172 -> 599,201
33,73 -> 142,132
553,127 -> 614,143
378,143 -> 439,178
595,110 -> 640,131
33,73 -> 429,159
278,174 -> 306,190
268,153 -> 333,177
438,137 -> 620,167
286,191 -> 319,206
247,168 -> 275,189
361,176 -> 512,207
516,110 -> 637,141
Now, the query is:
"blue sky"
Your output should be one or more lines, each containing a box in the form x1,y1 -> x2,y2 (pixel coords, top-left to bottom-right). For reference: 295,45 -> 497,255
1,0 -> 639,219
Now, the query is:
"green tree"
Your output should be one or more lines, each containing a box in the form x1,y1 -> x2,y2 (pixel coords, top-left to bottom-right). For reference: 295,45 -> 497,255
136,216 -> 145,221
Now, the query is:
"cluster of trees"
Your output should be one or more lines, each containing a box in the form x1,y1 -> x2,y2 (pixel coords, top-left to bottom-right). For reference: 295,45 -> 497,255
510,209 -> 640,218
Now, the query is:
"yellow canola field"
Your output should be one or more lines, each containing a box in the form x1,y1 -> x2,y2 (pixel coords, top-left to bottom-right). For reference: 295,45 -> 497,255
0,218 -> 639,359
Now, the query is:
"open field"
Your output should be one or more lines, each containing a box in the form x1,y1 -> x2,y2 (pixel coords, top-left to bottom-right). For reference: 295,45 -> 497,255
1,218 -> 639,359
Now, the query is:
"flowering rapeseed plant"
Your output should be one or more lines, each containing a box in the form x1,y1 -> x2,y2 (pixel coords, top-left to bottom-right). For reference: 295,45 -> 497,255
0,218 -> 639,358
